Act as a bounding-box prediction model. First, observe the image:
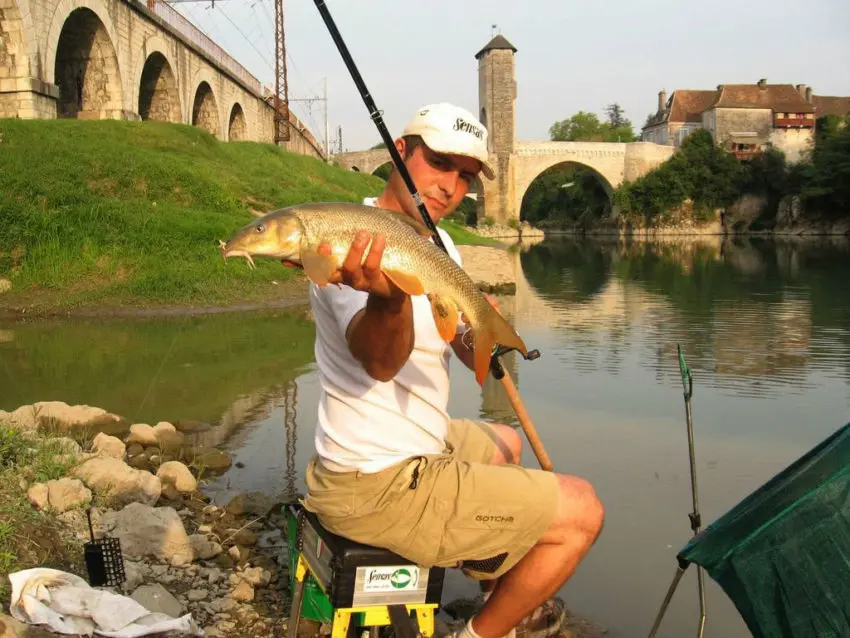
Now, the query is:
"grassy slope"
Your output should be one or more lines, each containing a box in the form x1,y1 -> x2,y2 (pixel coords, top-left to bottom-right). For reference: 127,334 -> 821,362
0,120 -> 499,314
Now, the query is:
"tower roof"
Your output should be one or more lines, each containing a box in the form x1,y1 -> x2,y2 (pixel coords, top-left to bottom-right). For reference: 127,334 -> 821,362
475,35 -> 517,59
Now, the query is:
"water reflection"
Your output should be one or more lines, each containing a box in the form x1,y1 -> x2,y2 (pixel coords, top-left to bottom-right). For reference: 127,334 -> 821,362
517,235 -> 850,399
2,237 -> 849,638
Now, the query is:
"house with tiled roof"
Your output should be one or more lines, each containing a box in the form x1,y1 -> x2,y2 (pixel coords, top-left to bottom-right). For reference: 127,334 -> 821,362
642,89 -> 718,146
810,95 -> 850,119
642,80 -> 848,162
704,80 -> 815,162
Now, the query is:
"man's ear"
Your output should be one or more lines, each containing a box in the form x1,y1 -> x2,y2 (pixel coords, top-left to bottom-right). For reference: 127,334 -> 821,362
394,137 -> 406,158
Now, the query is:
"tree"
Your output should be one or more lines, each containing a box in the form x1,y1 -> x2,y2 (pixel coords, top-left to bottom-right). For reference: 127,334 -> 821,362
606,103 -> 627,128
549,112 -> 606,142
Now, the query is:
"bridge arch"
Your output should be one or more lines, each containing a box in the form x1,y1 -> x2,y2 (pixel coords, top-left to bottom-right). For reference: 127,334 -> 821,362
47,3 -> 126,119
227,102 -> 247,141
138,51 -> 181,123
191,73 -> 221,137
136,35 -> 182,123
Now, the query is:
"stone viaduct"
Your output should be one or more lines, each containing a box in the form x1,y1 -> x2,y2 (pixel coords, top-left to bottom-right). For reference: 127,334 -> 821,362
333,35 -> 675,223
0,0 -> 325,157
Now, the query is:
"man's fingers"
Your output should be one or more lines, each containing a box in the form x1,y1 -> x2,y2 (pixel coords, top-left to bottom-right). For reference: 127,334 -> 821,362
362,234 -> 386,279
342,231 -> 370,274
317,242 -> 333,257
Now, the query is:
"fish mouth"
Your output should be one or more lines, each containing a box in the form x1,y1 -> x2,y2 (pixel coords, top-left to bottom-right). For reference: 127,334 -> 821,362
218,239 -> 256,269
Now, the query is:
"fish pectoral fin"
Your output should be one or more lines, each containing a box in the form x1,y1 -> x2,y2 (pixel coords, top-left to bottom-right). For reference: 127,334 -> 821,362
428,294 -> 459,343
302,248 -> 339,286
383,269 -> 425,296
382,209 -> 433,237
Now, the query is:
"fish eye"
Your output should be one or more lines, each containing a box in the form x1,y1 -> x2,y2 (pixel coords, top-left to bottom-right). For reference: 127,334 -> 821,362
255,224 -> 266,233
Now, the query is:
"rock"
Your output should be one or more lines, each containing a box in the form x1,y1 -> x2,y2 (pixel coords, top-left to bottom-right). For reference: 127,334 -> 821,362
127,454 -> 153,472
28,478 -> 91,513
157,461 -> 197,493
126,423 -> 158,447
0,401 -> 122,432
231,529 -> 258,547
192,448 -> 231,472
91,432 -> 126,459
102,502 -> 194,566
126,443 -> 144,458
72,457 -> 161,507
131,583 -> 183,618
208,597 -> 237,613
0,278 -> 11,294
46,477 -> 92,512
239,566 -> 271,588
27,483 -> 49,510
187,589 -> 208,602
160,483 -> 183,502
122,560 -> 145,594
171,419 -> 212,434
155,430 -> 185,456
207,568 -> 224,585
0,612 -> 57,637
230,580 -> 254,602
228,546 -> 242,562
225,492 -> 275,518
190,534 -> 223,560
152,421 -> 177,435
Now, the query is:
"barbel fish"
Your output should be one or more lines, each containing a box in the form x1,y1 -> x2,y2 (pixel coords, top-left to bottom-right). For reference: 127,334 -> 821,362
219,202 -> 527,385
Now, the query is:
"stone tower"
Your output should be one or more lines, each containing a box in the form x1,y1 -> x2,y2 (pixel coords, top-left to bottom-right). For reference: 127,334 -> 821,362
475,34 -> 518,224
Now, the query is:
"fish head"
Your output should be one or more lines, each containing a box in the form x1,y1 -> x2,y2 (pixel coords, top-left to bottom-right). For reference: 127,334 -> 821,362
221,210 -> 304,268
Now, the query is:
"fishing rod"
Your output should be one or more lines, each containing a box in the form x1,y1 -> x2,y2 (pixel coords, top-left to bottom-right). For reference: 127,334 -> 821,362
647,344 -> 706,638
312,0 -> 552,472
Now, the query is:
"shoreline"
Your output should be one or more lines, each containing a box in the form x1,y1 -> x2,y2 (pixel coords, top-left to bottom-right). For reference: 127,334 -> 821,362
2,230 -> 848,321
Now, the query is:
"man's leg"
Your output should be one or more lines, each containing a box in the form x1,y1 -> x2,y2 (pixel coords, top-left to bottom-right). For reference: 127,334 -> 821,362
468,475 -> 604,638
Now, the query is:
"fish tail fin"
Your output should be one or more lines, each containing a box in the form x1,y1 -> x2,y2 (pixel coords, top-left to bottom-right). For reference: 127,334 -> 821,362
473,306 -> 528,386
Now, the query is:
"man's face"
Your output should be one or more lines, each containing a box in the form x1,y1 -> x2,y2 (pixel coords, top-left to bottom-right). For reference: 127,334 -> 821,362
396,139 -> 481,222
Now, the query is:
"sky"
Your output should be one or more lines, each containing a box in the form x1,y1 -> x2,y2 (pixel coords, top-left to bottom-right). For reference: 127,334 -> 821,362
173,0 -> 850,153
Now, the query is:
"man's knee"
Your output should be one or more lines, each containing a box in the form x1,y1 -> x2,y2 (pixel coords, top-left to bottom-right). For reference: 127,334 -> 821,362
487,423 -> 522,465
542,474 -> 605,544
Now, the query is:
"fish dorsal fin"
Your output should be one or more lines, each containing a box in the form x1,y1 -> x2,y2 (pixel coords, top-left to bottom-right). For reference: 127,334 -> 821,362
380,209 -> 433,237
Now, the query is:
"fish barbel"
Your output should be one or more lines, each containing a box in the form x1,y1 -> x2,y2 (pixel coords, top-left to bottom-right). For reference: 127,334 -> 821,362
220,202 -> 527,385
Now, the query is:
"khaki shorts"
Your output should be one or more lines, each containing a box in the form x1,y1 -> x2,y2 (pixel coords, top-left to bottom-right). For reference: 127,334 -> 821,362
303,418 -> 560,580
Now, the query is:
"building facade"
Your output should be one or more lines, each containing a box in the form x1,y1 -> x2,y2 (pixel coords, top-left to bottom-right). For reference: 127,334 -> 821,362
642,80 -> 847,163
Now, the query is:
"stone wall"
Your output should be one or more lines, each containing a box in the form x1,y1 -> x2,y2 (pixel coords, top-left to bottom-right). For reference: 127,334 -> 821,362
769,127 -> 814,163
711,107 -> 772,148
0,0 -> 326,160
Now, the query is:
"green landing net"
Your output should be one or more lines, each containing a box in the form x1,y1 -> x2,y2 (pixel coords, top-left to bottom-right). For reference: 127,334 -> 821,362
677,421 -> 850,638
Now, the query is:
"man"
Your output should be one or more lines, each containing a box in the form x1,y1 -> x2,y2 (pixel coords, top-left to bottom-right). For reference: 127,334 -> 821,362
301,103 -> 605,638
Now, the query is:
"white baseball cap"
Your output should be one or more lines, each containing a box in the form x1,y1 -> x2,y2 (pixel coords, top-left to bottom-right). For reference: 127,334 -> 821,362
401,103 -> 495,180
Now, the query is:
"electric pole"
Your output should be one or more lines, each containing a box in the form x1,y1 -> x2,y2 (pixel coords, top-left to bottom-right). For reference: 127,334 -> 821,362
289,77 -> 329,158
274,0 -> 290,143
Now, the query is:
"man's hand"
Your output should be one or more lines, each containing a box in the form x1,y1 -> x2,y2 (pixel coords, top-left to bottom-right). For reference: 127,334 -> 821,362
283,231 -> 405,300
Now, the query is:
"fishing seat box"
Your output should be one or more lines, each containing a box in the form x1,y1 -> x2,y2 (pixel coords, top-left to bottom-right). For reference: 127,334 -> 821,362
289,504 -> 446,609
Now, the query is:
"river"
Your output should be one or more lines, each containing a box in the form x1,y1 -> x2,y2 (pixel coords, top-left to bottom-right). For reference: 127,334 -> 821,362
2,235 -> 849,638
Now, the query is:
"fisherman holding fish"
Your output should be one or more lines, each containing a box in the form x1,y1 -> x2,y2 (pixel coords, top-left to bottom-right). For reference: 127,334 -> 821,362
221,104 -> 604,638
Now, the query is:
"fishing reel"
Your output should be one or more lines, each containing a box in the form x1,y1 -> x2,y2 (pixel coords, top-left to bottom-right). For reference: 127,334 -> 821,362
489,344 -> 540,380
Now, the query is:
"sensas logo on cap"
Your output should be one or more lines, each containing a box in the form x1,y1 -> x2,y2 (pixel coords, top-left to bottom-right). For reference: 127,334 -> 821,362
453,117 -> 484,140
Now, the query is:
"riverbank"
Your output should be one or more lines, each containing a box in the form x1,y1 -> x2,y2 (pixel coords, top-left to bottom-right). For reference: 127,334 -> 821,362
0,401 -> 604,638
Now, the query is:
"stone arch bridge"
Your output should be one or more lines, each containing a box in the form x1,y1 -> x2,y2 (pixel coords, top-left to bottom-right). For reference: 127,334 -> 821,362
0,0 -> 325,157
333,140 -> 673,223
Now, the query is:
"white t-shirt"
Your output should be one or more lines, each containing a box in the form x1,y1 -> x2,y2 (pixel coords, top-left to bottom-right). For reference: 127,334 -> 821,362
308,197 -> 465,473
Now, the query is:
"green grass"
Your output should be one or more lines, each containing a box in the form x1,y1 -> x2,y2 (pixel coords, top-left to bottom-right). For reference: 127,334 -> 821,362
438,218 -> 504,247
0,423 -> 84,605
0,119 -> 386,313
0,120 -> 501,314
